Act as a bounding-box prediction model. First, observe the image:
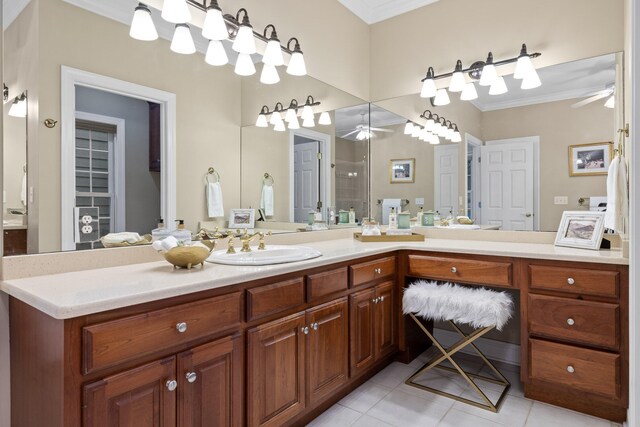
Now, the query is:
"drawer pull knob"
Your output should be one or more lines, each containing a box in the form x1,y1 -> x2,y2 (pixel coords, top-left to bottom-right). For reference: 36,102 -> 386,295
372,297 -> 379,304
185,372 -> 197,383
302,326 -> 309,335
312,322 -> 319,331
374,268 -> 381,274
566,318 -> 575,326
567,277 -> 575,285
380,296 -> 385,302
166,380 -> 178,391
451,267 -> 457,273
567,365 -> 575,374
176,322 -> 188,333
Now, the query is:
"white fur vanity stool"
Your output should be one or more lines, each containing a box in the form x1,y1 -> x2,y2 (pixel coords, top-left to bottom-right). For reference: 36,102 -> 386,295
402,280 -> 514,412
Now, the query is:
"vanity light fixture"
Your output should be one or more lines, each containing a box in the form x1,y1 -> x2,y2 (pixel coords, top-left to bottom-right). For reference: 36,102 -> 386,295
8,93 -> 27,118
162,0 -> 191,24
420,67 -> 437,98
417,111 -> 460,144
235,53 -> 256,76
257,96 -> 327,132
404,121 -> 414,134
286,38 -> 307,76
318,111 -> 332,125
429,133 -> 440,145
289,113 -> 301,129
3,84 -> 8,101
448,60 -> 466,92
489,75 -> 508,95
260,64 -> 280,85
256,106 -> 269,127
269,102 -> 285,125
285,100 -> 299,122
205,39 -> 229,65
130,3 -> 158,41
451,124 -> 462,142
411,125 -> 421,138
478,53 -> 497,86
273,120 -> 286,132
460,82 -> 478,101
170,24 -> 196,54
232,8 -> 256,54
604,95 -> 615,109
433,88 -> 450,106
302,116 -> 316,128
301,95 -> 316,120
262,25 -> 285,66
201,0 -> 228,41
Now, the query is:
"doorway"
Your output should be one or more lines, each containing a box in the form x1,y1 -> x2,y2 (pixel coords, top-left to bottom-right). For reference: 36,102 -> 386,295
434,145 -> 459,216
466,133 -> 483,222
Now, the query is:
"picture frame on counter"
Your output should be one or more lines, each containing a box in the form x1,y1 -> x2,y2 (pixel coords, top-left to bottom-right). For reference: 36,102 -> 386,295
390,158 -> 415,183
228,208 -> 255,229
568,141 -> 613,176
554,211 -> 606,250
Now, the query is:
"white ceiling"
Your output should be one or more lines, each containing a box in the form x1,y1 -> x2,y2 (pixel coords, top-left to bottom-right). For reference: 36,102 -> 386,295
335,103 -> 405,140
3,0 -> 30,28
338,0 -> 440,24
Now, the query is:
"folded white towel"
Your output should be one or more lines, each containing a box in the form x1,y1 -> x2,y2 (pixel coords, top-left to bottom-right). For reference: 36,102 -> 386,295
102,232 -> 142,245
260,184 -> 274,217
161,235 -> 179,251
207,182 -> 225,218
152,240 -> 165,251
604,155 -> 628,233
20,172 -> 26,207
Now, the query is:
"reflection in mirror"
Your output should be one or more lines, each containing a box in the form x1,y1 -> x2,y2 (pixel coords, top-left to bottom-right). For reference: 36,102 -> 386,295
373,53 -> 620,231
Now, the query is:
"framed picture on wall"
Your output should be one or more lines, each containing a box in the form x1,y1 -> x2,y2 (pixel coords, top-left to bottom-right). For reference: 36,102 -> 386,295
554,211 -> 605,250
390,158 -> 415,183
568,142 -> 613,176
228,209 -> 255,229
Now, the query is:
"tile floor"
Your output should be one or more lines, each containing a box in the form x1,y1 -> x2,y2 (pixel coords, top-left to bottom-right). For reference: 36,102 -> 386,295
307,350 -> 622,427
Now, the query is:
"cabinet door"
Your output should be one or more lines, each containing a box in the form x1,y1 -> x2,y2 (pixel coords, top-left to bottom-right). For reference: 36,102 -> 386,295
350,288 -> 376,377
307,297 -> 349,405
83,356 -> 177,427
375,281 -> 397,359
177,334 -> 243,427
247,312 -> 306,427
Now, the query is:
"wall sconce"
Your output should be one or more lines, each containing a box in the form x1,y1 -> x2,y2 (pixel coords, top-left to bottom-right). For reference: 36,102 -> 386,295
420,43 -> 542,104
8,92 -> 27,118
256,95 -> 330,131
129,1 -> 308,81
403,110 -> 461,144
3,84 -> 9,101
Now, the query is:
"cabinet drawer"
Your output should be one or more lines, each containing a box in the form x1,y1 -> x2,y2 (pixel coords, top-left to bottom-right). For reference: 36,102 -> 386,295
350,257 -> 396,287
528,294 -> 619,349
407,255 -> 512,287
83,292 -> 241,374
529,339 -> 620,399
247,278 -> 305,321
307,267 -> 348,301
529,265 -> 619,297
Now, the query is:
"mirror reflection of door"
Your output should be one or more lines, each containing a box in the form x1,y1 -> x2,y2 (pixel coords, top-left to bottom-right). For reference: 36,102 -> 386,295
293,136 -> 321,223
434,145 -> 459,216
466,134 -> 483,222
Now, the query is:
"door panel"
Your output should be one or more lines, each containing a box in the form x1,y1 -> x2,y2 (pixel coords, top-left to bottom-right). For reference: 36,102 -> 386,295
294,140 -> 319,223
349,288 -> 376,377
376,282 -> 396,358
434,145 -> 459,215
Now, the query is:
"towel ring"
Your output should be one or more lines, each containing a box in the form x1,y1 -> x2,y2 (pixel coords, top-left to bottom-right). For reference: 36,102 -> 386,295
205,167 -> 220,184
263,173 -> 274,186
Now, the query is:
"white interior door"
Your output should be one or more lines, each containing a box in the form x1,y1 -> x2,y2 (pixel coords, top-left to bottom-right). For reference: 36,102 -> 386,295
434,145 -> 459,216
481,139 -> 536,230
294,140 -> 319,223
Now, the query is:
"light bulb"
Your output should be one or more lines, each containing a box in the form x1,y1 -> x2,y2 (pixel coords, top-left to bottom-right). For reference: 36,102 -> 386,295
404,121 -> 414,134
479,53 -> 497,86
170,24 -> 195,54
274,120 -> 285,131
130,3 -> 158,41
604,95 -> 615,109
448,60 -> 465,92
460,82 -> 478,101
301,105 -> 314,120
433,89 -> 450,106
429,134 -> 440,145
234,53 -> 256,76
302,116 -> 315,128
205,40 -> 228,66
260,64 -> 280,84
269,110 -> 282,125
202,3 -> 228,41
285,108 -> 297,123
520,69 -> 541,89
162,0 -> 191,24
287,51 -> 307,76
256,113 -> 268,127
489,76 -> 508,95
232,24 -> 256,54
263,40 -> 284,66
411,125 -> 421,138
8,96 -> 27,118
288,115 -> 300,129
319,111 -> 331,125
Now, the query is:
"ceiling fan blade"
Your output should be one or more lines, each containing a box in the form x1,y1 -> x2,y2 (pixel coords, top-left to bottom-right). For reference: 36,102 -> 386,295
369,127 -> 394,132
340,130 -> 359,138
571,92 -> 610,108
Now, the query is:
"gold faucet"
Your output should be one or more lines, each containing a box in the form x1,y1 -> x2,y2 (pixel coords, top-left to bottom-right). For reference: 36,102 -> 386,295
226,235 -> 237,254
240,231 -> 263,252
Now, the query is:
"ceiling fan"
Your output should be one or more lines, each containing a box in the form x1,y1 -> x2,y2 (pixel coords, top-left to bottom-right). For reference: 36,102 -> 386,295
571,84 -> 615,109
340,113 -> 394,140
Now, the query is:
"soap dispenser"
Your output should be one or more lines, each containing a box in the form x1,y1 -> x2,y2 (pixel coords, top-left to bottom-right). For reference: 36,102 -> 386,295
348,207 -> 356,224
417,207 -> 424,226
388,207 -> 398,229
172,220 -> 192,244
152,219 -> 171,242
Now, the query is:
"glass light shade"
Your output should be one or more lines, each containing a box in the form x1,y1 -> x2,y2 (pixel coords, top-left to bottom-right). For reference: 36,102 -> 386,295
8,97 -> 27,118
170,24 -> 195,54
429,134 -> 440,145
436,124 -> 447,137
130,5 -> 158,41
287,52 -> 307,76
202,7 -> 228,41
445,127 -> 454,140
232,25 -> 256,54
263,40 -> 284,66
260,64 -> 280,84
273,120 -> 286,131
288,115 -> 301,129
433,121 -> 442,134
411,126 -> 421,138
356,130 -> 369,140
234,53 -> 256,76
269,110 -> 282,125
489,76 -> 508,95
479,63 -> 497,86
514,55 -> 536,80
319,111 -> 331,125
285,108 -> 297,123
604,95 -> 615,109
301,105 -> 314,120
205,40 -> 228,66
419,127 -> 429,141
448,71 -> 466,92
433,89 -> 450,106
452,130 -> 462,142
302,116 -> 315,128
460,82 -> 478,101
425,118 -> 435,131
420,78 -> 437,98
404,121 -> 414,134
161,0 -> 191,24
256,114 -> 268,127
520,69 -> 541,89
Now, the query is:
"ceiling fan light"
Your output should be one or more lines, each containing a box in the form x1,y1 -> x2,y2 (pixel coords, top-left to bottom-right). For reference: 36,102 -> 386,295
260,64 -> 280,84
604,95 -> 615,109
202,3 -> 227,40
235,53 -> 256,76
301,105 -> 314,120
460,82 -> 478,101
302,116 -> 315,128
273,120 -> 286,131
489,76 -> 508,95
130,4 -> 158,41
429,134 -> 440,145
256,113 -> 268,127
433,88 -> 450,106
404,121 -> 414,134
205,39 -> 229,66
170,24 -> 195,54
263,39 -> 284,66
319,111 -> 331,125
288,115 -> 301,129
232,24 -> 256,54
162,0 -> 191,23
520,69 -> 541,89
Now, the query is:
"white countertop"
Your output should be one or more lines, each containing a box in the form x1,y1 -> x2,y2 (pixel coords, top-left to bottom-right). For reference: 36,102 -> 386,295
0,238 -> 627,320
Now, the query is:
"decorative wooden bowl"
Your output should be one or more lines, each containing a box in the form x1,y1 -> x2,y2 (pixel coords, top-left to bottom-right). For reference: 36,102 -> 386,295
161,240 -> 216,270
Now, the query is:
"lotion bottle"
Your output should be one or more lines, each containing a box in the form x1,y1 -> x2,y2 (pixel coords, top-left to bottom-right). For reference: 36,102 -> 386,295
172,220 -> 192,244
388,207 -> 397,229
348,207 -> 356,224
152,219 -> 170,242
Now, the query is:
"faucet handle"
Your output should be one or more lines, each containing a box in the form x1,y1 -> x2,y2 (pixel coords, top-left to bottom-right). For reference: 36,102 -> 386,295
257,231 -> 272,250
226,236 -> 236,254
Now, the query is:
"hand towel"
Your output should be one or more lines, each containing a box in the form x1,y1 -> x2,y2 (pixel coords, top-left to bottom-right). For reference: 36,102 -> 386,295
102,232 -> 142,245
20,172 -> 26,206
604,155 -> 629,233
260,184 -> 274,217
207,182 -> 225,218
161,235 -> 179,251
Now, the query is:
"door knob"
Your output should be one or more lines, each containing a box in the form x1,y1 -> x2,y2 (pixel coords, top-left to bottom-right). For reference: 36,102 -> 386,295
166,380 -> 178,391
524,213 -> 532,217
185,372 -> 197,383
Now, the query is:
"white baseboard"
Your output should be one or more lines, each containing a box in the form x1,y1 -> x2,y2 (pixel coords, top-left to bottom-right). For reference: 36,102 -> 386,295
434,327 -> 520,366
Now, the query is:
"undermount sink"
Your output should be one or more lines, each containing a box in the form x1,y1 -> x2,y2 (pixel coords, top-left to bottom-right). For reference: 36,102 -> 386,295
436,224 -> 481,230
206,245 -> 322,266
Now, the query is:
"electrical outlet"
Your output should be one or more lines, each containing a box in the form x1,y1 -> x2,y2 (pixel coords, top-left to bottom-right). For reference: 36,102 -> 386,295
554,196 -> 568,205
74,207 -> 100,243
415,198 -> 425,206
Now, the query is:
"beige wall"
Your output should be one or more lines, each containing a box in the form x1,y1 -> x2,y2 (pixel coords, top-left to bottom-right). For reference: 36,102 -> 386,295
0,3 -> 8,425
482,99 -> 614,231
370,0 -> 624,101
